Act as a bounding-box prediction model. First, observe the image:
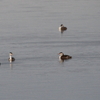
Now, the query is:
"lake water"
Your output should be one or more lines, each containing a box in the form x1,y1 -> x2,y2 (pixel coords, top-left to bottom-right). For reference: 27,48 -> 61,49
0,0 -> 100,100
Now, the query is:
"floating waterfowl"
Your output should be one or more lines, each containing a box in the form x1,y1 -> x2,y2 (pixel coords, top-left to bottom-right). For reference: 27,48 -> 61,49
58,52 -> 72,60
8,52 -> 15,62
59,24 -> 67,33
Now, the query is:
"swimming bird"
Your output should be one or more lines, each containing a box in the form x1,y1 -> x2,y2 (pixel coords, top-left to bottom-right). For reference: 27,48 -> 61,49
8,52 -> 15,62
58,52 -> 72,60
59,24 -> 67,33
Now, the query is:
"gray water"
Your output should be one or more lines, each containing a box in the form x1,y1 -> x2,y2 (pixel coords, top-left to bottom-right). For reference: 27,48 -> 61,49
0,0 -> 100,100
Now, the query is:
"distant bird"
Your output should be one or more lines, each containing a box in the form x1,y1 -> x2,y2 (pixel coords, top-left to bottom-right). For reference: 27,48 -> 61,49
8,52 -> 15,62
58,52 -> 72,60
59,24 -> 67,33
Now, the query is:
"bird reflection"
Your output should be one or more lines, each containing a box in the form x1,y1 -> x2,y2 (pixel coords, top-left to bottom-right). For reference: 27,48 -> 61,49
59,59 -> 65,63
9,63 -> 13,70
59,58 -> 72,63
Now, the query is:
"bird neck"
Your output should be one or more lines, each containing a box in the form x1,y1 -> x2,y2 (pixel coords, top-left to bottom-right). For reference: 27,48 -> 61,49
59,55 -> 62,59
9,55 -> 12,60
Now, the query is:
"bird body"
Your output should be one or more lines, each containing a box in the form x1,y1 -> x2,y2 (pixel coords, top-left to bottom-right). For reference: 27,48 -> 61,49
59,24 -> 67,31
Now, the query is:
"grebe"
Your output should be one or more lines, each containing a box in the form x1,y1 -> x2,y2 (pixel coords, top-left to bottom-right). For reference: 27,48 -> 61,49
8,52 -> 15,62
59,24 -> 67,31
58,52 -> 72,60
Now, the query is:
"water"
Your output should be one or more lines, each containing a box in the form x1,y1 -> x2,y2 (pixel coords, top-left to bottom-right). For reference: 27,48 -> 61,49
0,0 -> 100,100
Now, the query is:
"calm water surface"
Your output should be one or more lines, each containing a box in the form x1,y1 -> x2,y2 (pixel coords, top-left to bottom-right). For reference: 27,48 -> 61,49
0,0 -> 100,100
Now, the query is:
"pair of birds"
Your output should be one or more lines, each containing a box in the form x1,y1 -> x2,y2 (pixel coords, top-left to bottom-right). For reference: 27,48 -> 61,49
59,24 -> 72,60
8,24 -> 71,62
8,52 -> 72,62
